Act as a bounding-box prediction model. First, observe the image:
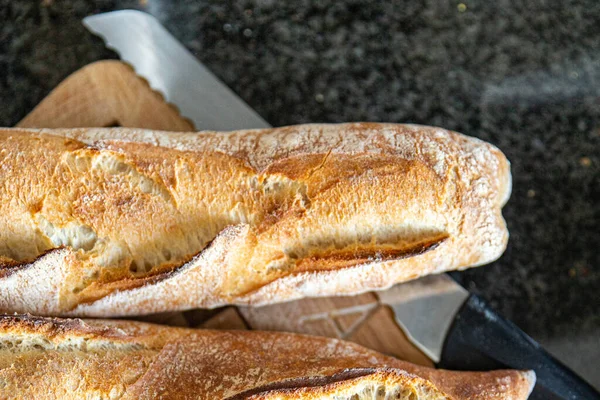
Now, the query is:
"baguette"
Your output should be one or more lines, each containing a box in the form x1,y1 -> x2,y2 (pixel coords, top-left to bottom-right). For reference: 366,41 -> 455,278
0,123 -> 511,316
0,314 -> 534,399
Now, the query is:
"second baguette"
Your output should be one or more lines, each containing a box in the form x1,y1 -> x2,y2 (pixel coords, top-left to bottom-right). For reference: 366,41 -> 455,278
0,315 -> 534,399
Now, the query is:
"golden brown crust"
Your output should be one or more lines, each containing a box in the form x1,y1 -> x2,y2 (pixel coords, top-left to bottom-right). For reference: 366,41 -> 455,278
227,370 -> 450,399
0,315 -> 534,399
0,123 -> 511,316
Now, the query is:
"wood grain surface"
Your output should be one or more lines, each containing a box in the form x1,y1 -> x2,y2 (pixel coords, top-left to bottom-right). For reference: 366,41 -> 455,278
17,60 -> 433,367
18,60 -> 193,131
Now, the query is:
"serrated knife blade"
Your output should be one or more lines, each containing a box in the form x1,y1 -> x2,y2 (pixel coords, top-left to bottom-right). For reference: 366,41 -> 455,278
83,10 -> 269,131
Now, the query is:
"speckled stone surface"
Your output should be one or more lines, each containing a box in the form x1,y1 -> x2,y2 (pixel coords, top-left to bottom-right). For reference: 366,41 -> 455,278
1,0 -> 599,387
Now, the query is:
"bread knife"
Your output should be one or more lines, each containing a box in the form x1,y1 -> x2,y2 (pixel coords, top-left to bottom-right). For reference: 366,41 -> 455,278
83,10 -> 600,399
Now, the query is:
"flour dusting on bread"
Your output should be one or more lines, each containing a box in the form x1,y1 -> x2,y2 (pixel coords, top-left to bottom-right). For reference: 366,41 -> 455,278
0,123 -> 511,316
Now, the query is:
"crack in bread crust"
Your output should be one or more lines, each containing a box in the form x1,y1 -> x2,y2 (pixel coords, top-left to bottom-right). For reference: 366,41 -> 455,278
0,123 -> 511,315
0,314 -> 145,352
226,368 -> 380,399
0,248 -> 62,278
230,370 -> 451,399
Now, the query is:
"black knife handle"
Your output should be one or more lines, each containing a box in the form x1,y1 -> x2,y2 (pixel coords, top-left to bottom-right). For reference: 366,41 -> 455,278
438,294 -> 600,400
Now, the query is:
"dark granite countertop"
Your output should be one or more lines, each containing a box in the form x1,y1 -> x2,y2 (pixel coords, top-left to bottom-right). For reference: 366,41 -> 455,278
1,0 -> 598,388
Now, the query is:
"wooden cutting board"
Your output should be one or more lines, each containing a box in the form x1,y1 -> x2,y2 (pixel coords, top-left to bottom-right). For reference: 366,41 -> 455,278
18,60 -> 433,368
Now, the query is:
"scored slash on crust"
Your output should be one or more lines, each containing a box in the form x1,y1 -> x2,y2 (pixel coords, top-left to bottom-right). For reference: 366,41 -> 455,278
227,369 -> 450,400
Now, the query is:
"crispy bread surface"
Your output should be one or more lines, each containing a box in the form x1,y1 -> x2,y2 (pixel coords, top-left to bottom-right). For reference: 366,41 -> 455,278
0,315 -> 534,399
0,123 -> 511,316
